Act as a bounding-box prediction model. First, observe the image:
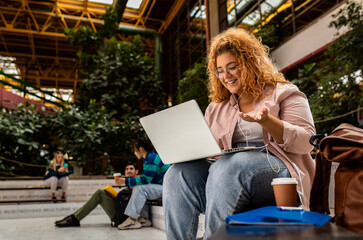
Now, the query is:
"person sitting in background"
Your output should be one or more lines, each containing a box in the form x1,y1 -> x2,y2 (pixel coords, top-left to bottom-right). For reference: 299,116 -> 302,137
55,162 -> 144,227
42,151 -> 69,202
116,138 -> 170,230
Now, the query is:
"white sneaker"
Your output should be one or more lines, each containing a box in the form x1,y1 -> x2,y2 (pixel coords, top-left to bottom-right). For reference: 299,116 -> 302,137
139,217 -> 152,227
117,217 -> 142,230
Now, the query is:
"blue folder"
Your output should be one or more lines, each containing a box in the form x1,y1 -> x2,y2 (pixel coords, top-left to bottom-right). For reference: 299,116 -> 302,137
225,206 -> 332,226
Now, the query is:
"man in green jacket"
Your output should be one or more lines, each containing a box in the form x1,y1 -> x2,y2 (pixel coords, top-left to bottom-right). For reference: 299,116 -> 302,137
55,162 -> 149,227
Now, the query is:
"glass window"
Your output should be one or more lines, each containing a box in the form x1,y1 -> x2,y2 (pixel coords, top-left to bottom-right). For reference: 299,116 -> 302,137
190,5 -> 206,19
242,10 -> 260,26
265,0 -> 283,8
126,0 -> 143,9
88,0 -> 113,4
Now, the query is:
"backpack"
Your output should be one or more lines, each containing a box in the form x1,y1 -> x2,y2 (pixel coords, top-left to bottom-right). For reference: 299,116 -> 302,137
310,123 -> 363,235
114,188 -> 132,227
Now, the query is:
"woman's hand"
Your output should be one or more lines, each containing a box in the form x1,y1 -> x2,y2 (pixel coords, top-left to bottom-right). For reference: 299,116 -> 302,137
58,167 -> 64,172
239,106 -> 269,123
239,106 -> 284,143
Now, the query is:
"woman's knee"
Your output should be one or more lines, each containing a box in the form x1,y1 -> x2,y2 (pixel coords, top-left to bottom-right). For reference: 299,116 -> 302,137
208,154 -> 249,182
48,176 -> 58,185
163,164 -> 186,195
96,189 -> 104,196
165,161 -> 210,187
49,176 -> 58,181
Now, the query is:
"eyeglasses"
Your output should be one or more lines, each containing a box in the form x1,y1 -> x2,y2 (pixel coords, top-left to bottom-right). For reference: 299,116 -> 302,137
214,64 -> 239,79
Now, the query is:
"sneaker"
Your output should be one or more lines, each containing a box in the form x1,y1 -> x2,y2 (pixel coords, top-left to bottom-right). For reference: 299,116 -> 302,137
51,196 -> 57,203
139,217 -> 152,227
55,214 -> 80,227
117,217 -> 142,230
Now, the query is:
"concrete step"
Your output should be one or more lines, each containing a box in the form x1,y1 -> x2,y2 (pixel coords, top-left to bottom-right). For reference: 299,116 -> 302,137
0,178 -> 206,237
0,179 -> 115,189
0,179 -> 117,202
0,188 -> 102,202
0,202 -> 104,219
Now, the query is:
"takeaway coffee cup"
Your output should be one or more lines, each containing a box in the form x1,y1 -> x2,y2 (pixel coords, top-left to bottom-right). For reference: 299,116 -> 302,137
113,173 -> 121,179
271,178 -> 298,207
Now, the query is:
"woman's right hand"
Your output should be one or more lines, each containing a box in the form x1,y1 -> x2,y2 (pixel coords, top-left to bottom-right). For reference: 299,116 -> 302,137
239,106 -> 269,123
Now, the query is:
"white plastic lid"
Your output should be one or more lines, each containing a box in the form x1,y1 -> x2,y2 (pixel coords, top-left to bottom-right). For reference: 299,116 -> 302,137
271,178 -> 297,185
113,173 -> 121,176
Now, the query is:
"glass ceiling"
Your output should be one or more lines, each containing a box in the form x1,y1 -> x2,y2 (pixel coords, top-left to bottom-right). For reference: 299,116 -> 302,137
88,0 -> 144,10
227,0 -> 284,26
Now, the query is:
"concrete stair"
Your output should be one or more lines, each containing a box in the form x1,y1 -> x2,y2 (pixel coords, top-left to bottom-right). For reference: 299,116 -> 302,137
0,178 -> 116,202
0,177 -> 115,219
0,177 -> 205,238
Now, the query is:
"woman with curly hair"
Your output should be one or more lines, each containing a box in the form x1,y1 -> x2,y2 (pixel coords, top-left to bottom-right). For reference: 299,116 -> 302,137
163,27 -> 316,239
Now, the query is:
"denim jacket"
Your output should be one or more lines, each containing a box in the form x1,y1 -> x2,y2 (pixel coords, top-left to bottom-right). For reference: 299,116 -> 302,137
205,83 -> 316,209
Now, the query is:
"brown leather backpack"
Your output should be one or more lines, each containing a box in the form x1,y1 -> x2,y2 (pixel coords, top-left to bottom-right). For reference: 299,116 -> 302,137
310,123 -> 363,235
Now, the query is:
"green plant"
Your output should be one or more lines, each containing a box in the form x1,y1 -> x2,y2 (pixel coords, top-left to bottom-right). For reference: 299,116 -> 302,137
0,6 -> 157,175
60,6 -> 164,173
177,58 -> 209,112
52,100 -> 143,174
0,103 -> 54,176
294,1 -> 363,134
64,6 -> 119,52
255,21 -> 282,49
75,36 -> 164,120
65,6 -> 164,120
292,63 -> 318,97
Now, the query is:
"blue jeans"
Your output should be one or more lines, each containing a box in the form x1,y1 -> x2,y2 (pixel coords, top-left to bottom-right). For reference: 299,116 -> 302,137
124,183 -> 163,219
163,144 -> 290,240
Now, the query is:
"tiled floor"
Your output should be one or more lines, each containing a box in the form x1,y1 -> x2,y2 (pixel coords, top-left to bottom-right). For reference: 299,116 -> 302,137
0,214 -> 167,240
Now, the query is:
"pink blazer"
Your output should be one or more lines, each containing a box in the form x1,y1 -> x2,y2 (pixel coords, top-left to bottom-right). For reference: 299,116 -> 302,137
205,83 -> 316,209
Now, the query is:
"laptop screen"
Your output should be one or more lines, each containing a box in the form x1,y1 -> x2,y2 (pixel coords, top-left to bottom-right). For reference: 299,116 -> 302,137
140,100 -> 223,164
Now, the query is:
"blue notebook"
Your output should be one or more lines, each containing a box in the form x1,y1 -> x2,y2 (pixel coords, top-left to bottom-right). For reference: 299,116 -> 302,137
225,206 -> 332,226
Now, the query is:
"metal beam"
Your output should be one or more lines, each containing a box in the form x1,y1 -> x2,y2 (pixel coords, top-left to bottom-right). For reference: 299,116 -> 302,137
24,75 -> 82,82
0,52 -> 76,61
158,0 -> 188,34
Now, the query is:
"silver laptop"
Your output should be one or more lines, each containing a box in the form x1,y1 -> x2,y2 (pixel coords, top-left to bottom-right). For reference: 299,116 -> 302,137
139,100 -> 256,164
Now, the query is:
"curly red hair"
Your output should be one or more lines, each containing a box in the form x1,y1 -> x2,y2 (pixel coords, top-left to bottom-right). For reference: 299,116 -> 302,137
207,27 -> 290,102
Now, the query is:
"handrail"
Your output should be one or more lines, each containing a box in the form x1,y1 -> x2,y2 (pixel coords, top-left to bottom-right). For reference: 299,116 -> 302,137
0,70 -> 66,108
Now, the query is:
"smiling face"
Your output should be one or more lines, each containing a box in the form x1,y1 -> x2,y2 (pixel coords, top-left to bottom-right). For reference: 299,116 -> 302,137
216,51 -> 243,96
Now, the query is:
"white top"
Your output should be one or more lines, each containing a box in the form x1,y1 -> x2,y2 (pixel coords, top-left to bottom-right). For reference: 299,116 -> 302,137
232,116 -> 263,143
